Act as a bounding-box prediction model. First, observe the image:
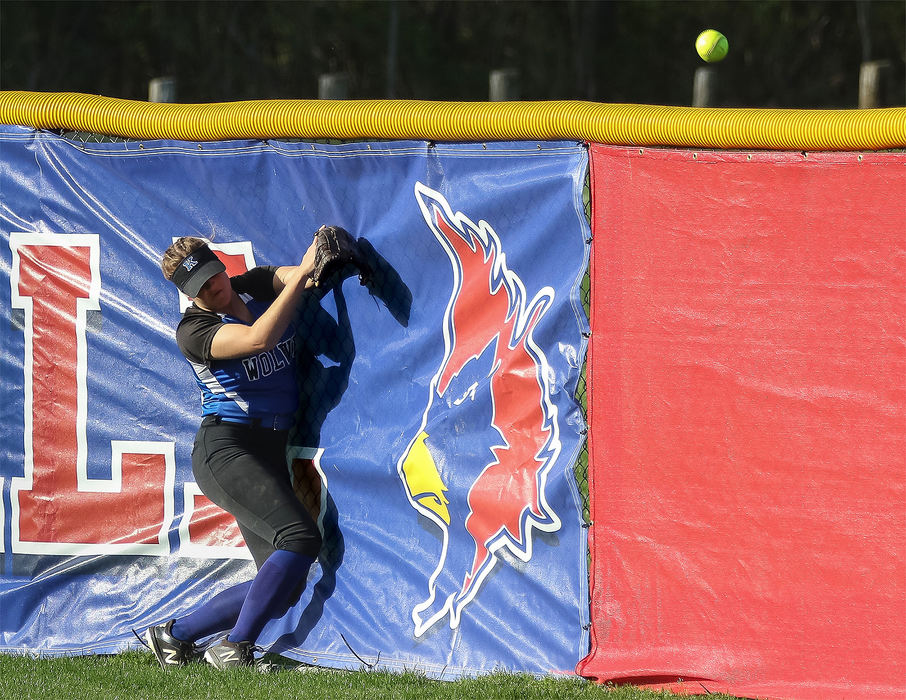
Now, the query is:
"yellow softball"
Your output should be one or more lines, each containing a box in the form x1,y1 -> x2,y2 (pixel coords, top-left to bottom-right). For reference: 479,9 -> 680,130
696,29 -> 729,63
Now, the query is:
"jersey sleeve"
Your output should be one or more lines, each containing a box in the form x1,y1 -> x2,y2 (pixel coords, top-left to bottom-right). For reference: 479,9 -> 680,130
176,311 -> 223,365
231,266 -> 278,302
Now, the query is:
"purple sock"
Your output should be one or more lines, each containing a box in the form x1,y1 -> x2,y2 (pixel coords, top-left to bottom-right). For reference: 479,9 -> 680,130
170,580 -> 253,642
227,550 -> 313,644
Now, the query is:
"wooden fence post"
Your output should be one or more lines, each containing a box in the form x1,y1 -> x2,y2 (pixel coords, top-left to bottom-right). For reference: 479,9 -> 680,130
148,77 -> 177,103
489,69 -> 520,102
319,73 -> 350,100
859,60 -> 892,108
692,67 -> 717,107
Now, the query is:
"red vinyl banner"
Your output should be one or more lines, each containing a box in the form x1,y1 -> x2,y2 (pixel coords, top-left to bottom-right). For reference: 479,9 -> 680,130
580,146 -> 906,699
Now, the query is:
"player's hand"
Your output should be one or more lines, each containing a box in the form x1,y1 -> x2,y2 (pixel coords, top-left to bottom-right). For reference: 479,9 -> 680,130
300,234 -> 319,275
272,234 -> 320,293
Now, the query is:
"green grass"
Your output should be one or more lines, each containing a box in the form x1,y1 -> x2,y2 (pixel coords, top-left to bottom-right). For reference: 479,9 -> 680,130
0,651 -> 742,700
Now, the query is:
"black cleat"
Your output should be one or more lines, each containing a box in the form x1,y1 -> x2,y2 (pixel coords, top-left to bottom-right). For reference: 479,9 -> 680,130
203,638 -> 257,669
143,620 -> 199,669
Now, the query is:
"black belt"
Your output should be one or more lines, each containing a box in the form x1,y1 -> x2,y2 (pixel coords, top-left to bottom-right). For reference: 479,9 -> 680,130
202,414 -> 294,431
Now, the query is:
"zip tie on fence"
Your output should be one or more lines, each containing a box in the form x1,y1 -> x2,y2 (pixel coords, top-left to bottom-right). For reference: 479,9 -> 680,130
1,91 -> 905,150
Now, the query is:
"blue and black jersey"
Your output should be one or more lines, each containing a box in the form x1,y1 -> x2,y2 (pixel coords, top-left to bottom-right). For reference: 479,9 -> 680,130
176,266 -> 298,421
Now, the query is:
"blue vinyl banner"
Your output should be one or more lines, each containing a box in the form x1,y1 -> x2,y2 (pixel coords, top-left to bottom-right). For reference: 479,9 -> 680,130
0,126 -> 589,677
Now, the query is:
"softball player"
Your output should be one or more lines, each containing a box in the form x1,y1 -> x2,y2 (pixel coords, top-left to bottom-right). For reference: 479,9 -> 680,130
144,235 -> 322,669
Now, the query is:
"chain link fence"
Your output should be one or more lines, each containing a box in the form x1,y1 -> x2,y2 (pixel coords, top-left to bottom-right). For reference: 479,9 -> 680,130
577,173 -> 591,527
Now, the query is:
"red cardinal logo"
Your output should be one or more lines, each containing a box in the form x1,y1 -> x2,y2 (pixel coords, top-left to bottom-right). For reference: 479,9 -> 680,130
398,183 -> 562,636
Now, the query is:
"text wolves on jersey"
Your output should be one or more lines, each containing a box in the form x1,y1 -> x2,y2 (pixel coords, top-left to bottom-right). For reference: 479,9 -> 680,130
240,338 -> 296,381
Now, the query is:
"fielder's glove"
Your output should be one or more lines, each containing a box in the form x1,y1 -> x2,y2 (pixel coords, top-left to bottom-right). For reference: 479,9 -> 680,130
311,225 -> 372,288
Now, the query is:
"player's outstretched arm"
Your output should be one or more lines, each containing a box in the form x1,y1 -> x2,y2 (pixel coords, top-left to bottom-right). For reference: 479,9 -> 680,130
208,238 -> 318,360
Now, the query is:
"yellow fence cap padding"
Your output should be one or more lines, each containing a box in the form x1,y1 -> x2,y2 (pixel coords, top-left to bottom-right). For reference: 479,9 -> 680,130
1,91 -> 904,150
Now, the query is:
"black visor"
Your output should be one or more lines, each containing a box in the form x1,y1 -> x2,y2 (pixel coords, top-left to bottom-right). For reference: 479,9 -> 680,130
170,244 -> 226,297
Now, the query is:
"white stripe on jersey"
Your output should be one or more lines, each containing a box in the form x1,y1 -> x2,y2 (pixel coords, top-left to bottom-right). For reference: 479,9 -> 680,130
189,359 -> 250,414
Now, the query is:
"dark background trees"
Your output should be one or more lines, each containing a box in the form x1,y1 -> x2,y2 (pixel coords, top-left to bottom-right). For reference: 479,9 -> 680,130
1,0 -> 903,108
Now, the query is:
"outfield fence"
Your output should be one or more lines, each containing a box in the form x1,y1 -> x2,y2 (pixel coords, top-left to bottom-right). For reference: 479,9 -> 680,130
1,93 -> 904,699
